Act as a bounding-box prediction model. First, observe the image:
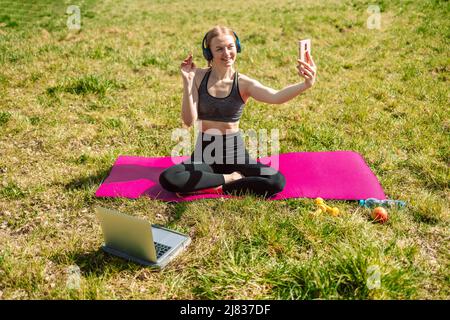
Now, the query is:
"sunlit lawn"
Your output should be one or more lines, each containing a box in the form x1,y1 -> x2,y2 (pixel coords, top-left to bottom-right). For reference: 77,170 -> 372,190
0,0 -> 448,299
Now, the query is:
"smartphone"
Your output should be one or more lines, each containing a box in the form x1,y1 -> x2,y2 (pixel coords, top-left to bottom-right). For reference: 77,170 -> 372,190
299,39 -> 311,62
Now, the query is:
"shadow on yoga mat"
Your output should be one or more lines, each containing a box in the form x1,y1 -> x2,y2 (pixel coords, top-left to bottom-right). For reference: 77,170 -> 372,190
95,151 -> 386,202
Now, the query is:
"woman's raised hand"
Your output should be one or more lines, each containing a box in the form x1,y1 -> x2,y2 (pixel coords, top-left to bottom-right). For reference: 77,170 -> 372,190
297,50 -> 317,88
180,53 -> 196,82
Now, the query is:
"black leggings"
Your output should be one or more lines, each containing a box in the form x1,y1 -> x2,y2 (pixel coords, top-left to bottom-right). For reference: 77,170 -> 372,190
159,131 -> 286,198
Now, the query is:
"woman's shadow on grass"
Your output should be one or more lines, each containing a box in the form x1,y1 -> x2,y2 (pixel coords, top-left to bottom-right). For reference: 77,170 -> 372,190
64,164 -> 180,200
63,167 -> 112,192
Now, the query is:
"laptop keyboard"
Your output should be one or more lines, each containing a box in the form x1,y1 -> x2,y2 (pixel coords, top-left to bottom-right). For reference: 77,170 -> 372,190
154,242 -> 171,258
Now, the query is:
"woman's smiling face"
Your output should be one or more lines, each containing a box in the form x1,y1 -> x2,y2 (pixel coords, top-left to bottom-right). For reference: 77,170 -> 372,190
210,34 -> 237,67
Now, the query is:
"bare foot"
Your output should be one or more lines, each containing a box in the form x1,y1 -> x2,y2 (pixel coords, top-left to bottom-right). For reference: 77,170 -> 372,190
223,171 -> 244,184
176,185 -> 223,197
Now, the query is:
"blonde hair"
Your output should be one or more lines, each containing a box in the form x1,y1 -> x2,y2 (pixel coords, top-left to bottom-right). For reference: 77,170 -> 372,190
204,26 -> 237,67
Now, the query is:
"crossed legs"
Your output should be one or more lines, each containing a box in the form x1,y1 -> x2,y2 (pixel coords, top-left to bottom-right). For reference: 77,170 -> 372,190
159,161 -> 285,198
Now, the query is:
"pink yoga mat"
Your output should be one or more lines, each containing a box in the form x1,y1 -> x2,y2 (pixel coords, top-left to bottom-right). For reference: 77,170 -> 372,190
95,151 -> 386,202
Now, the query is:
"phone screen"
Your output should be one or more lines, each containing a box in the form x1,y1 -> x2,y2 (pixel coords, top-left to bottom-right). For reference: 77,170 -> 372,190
299,39 -> 311,62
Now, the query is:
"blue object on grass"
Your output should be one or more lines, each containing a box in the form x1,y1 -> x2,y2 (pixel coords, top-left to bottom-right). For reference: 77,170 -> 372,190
359,198 -> 406,208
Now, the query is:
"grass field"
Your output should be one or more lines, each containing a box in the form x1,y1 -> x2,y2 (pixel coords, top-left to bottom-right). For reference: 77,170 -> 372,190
0,0 -> 448,299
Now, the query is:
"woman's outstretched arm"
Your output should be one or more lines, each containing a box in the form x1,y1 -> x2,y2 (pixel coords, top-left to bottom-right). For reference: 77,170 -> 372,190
246,80 -> 312,105
244,50 -> 317,105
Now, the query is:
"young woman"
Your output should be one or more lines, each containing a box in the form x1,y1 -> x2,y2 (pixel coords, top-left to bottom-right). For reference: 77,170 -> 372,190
159,26 -> 317,198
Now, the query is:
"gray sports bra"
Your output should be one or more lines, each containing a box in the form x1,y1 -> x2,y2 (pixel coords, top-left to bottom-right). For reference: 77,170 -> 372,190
197,69 -> 245,122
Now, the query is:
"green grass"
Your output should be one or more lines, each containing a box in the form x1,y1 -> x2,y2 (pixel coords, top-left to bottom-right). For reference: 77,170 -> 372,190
0,0 -> 449,299
46,74 -> 126,97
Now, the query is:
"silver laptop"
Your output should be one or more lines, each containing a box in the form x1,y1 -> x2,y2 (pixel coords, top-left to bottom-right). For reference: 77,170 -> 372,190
95,206 -> 191,269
